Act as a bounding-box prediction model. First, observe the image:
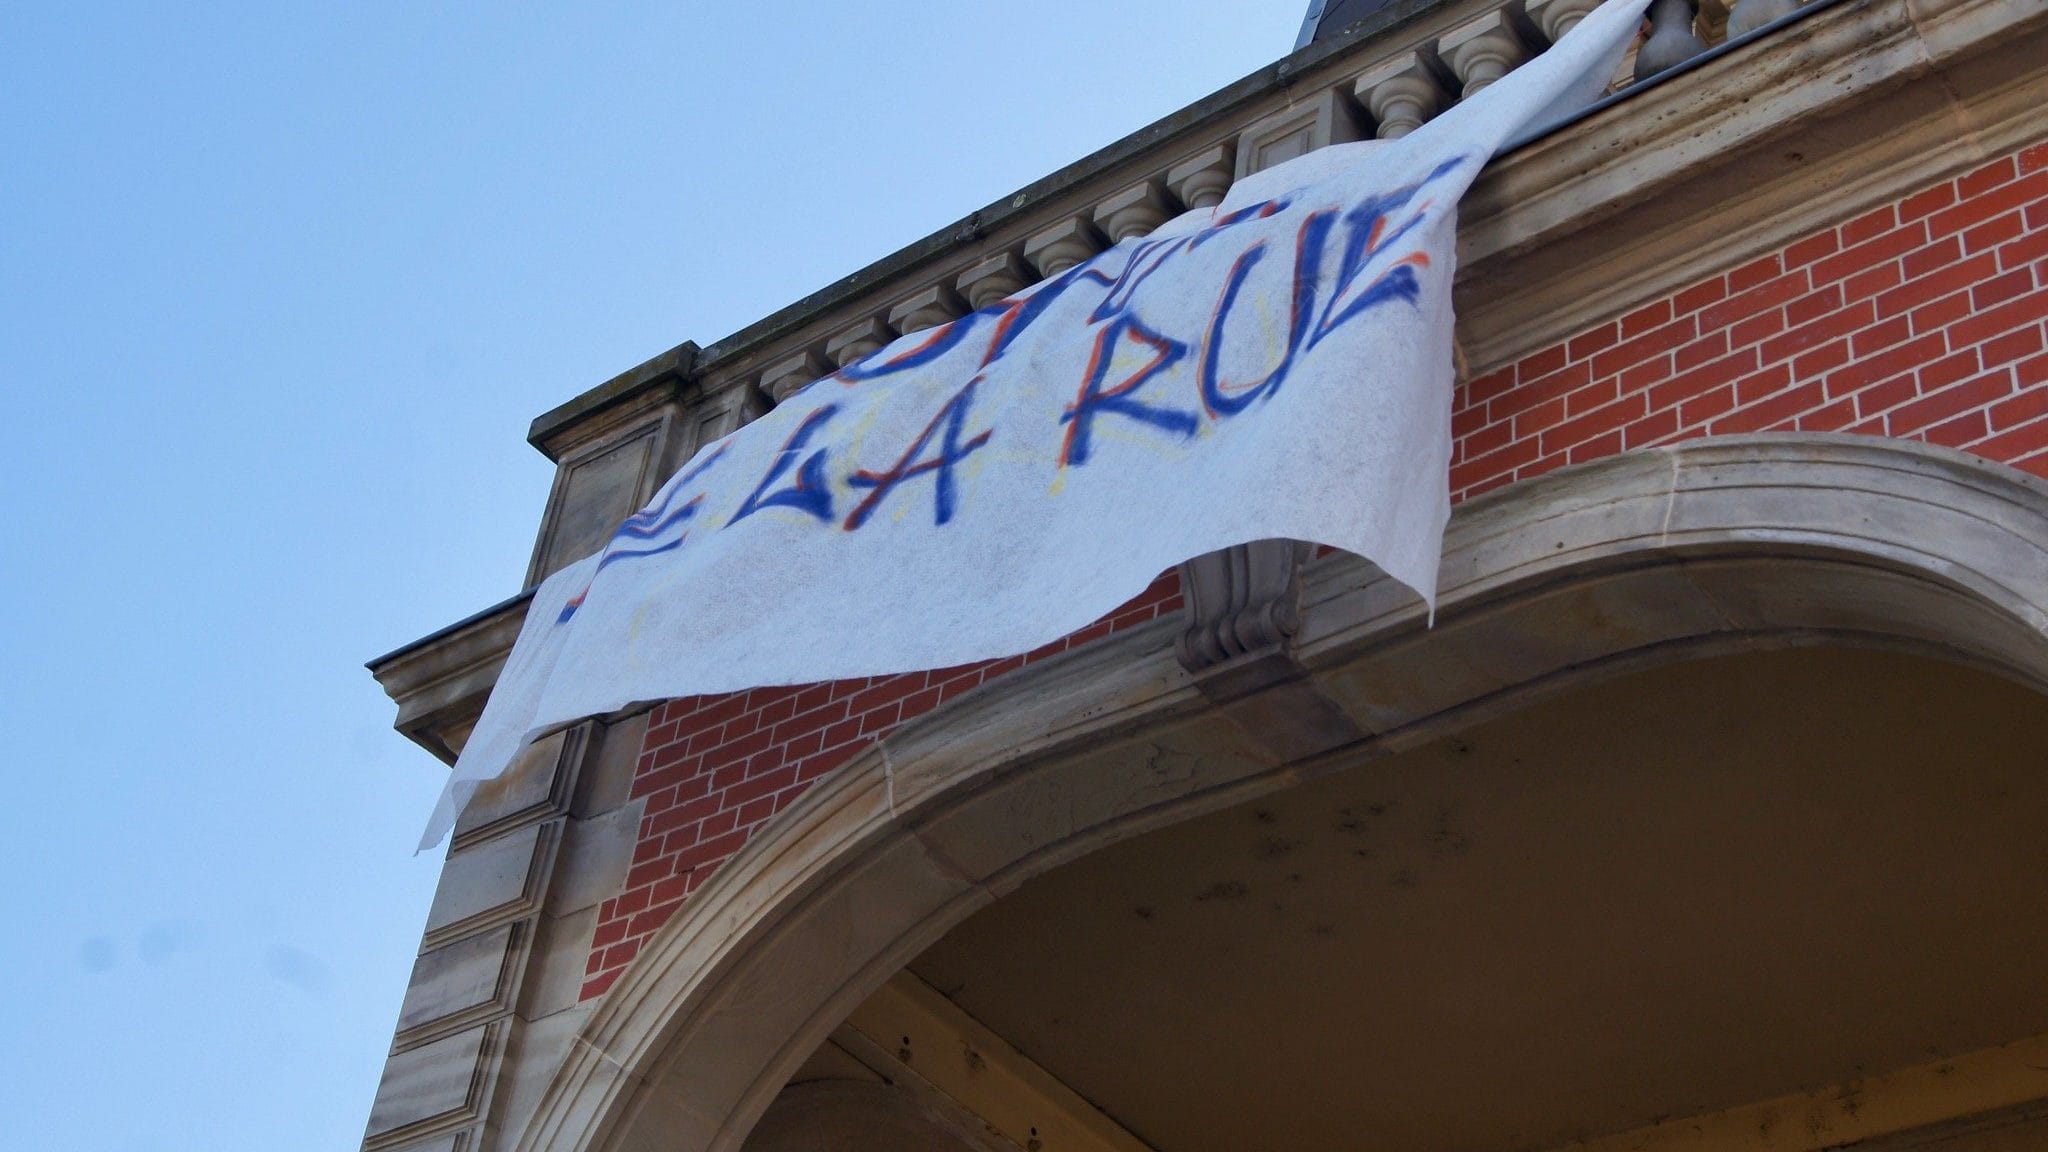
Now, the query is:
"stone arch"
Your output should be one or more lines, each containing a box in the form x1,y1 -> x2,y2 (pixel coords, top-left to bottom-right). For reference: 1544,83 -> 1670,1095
512,433 -> 2048,1152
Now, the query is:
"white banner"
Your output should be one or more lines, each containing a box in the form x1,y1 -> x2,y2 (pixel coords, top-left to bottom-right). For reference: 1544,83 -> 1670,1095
422,0 -> 1648,849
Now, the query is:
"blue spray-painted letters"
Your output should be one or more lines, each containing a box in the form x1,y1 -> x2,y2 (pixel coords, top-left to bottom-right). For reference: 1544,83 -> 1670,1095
843,379 -> 994,530
730,405 -> 841,525
1059,315 -> 1196,467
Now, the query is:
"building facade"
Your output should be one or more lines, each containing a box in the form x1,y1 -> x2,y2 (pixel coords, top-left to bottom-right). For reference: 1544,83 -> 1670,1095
365,0 -> 2048,1149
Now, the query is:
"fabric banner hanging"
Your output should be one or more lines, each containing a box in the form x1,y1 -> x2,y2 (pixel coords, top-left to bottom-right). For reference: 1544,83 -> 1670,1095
422,0 -> 1650,849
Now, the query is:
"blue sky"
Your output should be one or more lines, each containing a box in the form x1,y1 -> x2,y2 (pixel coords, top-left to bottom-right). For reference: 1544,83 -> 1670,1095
0,3 -> 1301,1149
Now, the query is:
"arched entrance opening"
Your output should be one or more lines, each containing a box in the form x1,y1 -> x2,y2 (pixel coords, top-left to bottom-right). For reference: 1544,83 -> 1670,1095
514,435 -> 2048,1152
768,645 -> 2048,1152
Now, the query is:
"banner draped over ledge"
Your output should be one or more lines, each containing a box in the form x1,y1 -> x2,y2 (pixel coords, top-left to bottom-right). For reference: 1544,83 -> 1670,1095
422,0 -> 1651,850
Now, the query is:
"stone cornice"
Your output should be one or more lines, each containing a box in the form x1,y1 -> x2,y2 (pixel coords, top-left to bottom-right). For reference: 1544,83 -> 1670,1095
527,342 -> 697,463
368,591 -> 533,764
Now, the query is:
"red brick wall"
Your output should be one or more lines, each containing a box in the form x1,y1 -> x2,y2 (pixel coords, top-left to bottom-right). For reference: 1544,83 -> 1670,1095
581,139 -> 2048,1002
579,573 -> 1183,999
1453,142 -> 2048,499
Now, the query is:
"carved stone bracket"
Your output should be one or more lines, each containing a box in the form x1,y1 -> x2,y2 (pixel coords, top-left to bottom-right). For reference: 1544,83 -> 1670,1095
1440,8 -> 1536,97
886,284 -> 967,336
1092,179 -> 1177,243
1353,48 -> 1455,139
1166,145 -> 1236,210
1175,539 -> 1314,675
1022,216 -> 1107,278
759,348 -> 832,406
955,251 -> 1032,310
825,317 -> 897,369
1179,538 -> 1365,769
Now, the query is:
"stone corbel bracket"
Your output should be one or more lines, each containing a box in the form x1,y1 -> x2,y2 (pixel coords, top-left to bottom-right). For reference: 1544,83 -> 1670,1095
1175,540 -> 1366,762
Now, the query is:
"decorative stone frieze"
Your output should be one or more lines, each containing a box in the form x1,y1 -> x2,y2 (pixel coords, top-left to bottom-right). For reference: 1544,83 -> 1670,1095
1022,217 -> 1106,278
1353,49 -> 1454,139
824,318 -> 896,369
1166,146 -> 1236,210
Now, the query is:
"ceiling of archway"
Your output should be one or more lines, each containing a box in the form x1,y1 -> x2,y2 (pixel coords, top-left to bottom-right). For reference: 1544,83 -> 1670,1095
907,647 -> 2048,1152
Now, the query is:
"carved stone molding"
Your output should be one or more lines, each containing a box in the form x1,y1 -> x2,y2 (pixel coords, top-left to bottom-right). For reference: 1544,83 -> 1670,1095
369,593 -> 530,764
